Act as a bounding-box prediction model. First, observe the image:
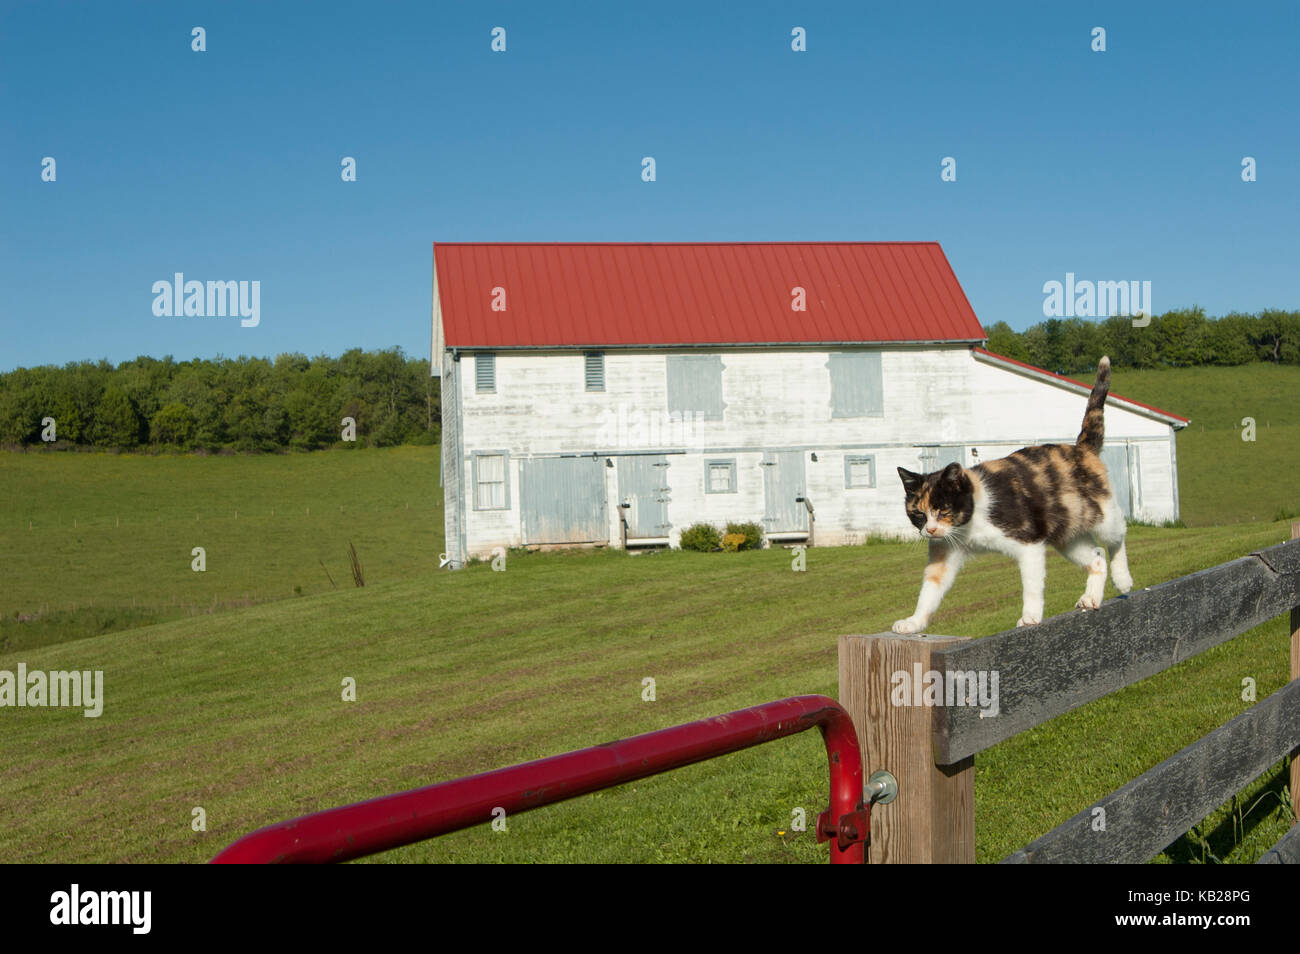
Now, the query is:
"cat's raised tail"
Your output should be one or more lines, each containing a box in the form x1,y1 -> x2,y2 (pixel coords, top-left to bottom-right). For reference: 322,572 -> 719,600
1075,356 -> 1111,452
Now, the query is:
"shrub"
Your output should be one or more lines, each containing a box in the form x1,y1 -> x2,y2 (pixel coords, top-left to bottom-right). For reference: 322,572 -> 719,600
724,521 -> 764,550
721,533 -> 746,552
679,522 -> 722,552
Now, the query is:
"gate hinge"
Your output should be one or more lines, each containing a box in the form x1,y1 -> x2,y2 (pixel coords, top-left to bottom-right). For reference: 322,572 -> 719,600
816,802 -> 870,853
816,770 -> 897,854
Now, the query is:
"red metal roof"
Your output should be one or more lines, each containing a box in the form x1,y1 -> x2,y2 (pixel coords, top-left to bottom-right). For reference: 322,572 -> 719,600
434,242 -> 985,348
972,347 -> 1190,426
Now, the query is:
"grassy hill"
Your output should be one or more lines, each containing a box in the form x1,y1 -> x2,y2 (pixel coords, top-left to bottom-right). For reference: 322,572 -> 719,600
1115,363 -> 1300,526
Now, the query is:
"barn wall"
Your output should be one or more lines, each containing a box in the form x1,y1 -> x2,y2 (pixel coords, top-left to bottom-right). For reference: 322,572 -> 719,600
449,347 -> 1182,556
1131,437 -> 1178,522
441,351 -> 464,567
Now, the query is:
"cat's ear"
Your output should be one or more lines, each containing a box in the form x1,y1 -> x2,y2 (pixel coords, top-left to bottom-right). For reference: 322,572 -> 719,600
940,461 -> 965,487
897,467 -> 924,494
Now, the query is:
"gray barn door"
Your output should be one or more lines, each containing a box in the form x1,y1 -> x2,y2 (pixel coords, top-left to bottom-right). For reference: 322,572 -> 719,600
617,456 -> 672,538
520,456 -> 607,544
762,451 -> 808,533
920,445 -> 965,473
1100,444 -> 1133,518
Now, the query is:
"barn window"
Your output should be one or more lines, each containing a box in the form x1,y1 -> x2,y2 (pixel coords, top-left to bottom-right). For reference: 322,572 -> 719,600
472,452 -> 509,510
705,459 -> 737,494
585,352 -> 605,391
666,354 -> 724,420
827,352 -> 883,418
844,455 -> 876,489
476,353 -> 496,393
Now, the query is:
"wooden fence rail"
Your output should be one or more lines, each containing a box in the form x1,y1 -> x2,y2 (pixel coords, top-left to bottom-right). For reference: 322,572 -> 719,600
1257,824 -> 1300,864
840,525 -> 1300,864
930,540 -> 1300,765
1003,678 -> 1300,864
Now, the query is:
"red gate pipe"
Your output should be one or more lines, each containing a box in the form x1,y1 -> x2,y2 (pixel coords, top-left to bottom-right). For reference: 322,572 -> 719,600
212,694 -> 865,864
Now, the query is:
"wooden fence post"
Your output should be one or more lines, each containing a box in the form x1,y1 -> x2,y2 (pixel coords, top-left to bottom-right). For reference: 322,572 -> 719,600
839,633 -> 975,863
1291,522 -> 1299,827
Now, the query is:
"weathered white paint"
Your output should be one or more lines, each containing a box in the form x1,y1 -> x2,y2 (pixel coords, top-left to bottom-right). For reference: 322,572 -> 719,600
430,259 -> 444,378
442,346 -> 1182,560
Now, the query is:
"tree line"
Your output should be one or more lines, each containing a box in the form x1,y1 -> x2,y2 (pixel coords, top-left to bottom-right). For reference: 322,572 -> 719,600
0,349 -> 439,451
1,309 -> 1296,452
983,308 -> 1300,376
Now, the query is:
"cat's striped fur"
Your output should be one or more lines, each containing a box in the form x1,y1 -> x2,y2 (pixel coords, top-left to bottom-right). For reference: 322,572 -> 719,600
892,357 -> 1131,633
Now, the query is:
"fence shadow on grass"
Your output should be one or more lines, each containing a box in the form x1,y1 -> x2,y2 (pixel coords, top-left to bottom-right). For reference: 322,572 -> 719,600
1162,760 -> 1293,864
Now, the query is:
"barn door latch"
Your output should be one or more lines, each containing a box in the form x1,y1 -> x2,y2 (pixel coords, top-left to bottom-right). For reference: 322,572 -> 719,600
816,770 -> 897,853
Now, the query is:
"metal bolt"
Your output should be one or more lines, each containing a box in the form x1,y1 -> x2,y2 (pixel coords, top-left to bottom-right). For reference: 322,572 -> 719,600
865,769 -> 898,805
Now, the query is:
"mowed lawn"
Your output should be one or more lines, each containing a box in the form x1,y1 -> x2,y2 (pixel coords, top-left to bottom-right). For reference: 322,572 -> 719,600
0,446 -> 443,651
0,520 -> 1294,864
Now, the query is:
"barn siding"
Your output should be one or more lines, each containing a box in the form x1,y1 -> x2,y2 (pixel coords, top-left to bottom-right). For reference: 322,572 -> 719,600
441,351 -> 464,567
446,346 -> 1181,557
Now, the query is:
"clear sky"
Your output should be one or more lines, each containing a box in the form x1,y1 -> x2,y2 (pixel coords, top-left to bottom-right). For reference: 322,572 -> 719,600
2,0 -> 1297,372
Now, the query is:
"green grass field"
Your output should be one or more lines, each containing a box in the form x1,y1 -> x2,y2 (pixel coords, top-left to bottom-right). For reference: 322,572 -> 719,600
0,525 -> 1294,863
1,364 -> 1297,863
0,447 -> 442,652
1116,363 -> 1300,526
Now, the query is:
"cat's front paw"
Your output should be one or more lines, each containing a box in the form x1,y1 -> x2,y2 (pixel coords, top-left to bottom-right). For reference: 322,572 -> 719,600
892,617 -> 926,635
1016,615 -> 1042,627
1075,594 -> 1101,610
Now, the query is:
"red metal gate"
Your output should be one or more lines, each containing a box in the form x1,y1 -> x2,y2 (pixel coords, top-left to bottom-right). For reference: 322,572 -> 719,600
212,694 -> 869,864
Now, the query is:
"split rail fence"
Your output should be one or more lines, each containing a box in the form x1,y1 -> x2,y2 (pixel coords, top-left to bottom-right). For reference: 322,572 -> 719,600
840,524 -> 1300,863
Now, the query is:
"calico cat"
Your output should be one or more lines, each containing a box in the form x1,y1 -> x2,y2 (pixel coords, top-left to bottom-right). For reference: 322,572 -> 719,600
892,356 -> 1131,634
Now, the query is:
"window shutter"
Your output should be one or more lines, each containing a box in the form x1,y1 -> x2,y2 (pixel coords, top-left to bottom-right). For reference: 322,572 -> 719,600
585,352 -> 605,391
476,353 -> 496,392
827,352 -> 883,418
665,354 -> 725,420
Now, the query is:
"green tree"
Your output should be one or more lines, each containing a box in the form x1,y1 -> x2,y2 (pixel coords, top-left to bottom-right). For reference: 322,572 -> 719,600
1158,307 -> 1209,367
1023,324 -> 1051,370
151,403 -> 197,447
1203,313 -> 1255,366
1254,309 -> 1300,364
983,321 -> 1030,362
0,368 -> 45,443
167,363 -> 228,448
91,386 -> 144,447
50,361 -> 110,443
1058,318 -> 1103,373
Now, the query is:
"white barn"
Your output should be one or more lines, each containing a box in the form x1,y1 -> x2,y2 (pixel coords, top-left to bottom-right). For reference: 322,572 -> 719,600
431,242 -> 1187,567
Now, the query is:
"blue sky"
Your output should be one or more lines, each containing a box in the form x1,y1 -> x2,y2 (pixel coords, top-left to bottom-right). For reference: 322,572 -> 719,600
2,0 -> 1297,371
